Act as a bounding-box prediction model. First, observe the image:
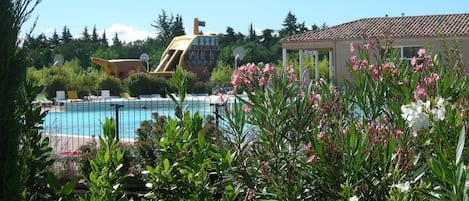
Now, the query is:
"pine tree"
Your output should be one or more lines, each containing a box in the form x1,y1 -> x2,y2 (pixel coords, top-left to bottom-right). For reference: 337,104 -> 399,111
280,11 -> 298,37
92,25 -> 99,42
101,30 -> 108,47
49,29 -> 60,48
82,26 -> 90,41
248,23 -> 257,42
112,32 -> 122,47
61,26 -> 72,43
171,14 -> 185,37
152,10 -> 173,39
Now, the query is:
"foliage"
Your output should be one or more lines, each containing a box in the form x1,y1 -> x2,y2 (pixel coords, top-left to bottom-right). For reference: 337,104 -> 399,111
210,61 -> 234,87
224,37 -> 468,200
97,75 -> 124,96
124,72 -> 173,97
0,0 -> 39,200
81,118 -> 128,201
141,68 -> 236,200
18,79 -> 77,200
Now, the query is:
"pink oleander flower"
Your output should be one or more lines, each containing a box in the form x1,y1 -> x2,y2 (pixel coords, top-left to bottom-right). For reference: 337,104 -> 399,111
259,77 -> 267,86
392,67 -> 398,76
350,42 -> 358,52
307,154 -> 317,163
352,63 -> 360,72
310,93 -> 321,104
414,64 -> 423,72
242,104 -> 251,112
317,131 -> 325,140
432,73 -> 440,81
351,56 -> 359,64
411,57 -> 417,66
364,43 -> 371,50
246,63 -> 259,74
382,61 -> 390,72
263,63 -> 276,74
243,76 -> 252,87
305,143 -> 312,152
231,70 -> 241,87
414,84 -> 427,100
418,48 -> 426,57
424,55 -> 433,67
287,74 -> 297,83
424,76 -> 433,85
286,65 -> 294,74
360,60 -> 368,69
371,66 -> 380,80
396,130 -> 404,138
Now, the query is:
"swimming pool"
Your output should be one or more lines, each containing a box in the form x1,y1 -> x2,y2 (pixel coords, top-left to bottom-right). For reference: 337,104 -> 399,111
43,96 -> 224,140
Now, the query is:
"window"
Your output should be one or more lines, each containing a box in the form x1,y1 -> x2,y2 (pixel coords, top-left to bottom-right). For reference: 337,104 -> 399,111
401,46 -> 423,60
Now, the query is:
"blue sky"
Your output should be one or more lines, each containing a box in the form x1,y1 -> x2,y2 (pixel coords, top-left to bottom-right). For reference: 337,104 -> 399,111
22,0 -> 468,43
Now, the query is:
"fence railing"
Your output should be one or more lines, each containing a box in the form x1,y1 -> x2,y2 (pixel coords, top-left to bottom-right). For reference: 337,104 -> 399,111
41,95 -> 233,155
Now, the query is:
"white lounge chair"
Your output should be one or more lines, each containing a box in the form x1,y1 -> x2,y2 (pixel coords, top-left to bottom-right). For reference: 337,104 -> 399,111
100,90 -> 111,100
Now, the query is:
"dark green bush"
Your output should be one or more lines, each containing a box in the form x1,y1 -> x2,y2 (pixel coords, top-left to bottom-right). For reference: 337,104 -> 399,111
124,73 -> 172,97
44,76 -> 67,99
97,75 -> 124,96
189,81 -> 209,94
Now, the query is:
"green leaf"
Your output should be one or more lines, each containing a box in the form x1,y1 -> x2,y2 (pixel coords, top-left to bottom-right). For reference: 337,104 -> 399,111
456,126 -> 466,165
57,178 -> 79,196
224,150 -> 232,167
164,158 -> 170,171
197,132 -> 206,148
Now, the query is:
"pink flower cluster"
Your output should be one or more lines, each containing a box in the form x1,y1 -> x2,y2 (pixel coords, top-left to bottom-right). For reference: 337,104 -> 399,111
231,63 -> 277,90
411,48 -> 433,72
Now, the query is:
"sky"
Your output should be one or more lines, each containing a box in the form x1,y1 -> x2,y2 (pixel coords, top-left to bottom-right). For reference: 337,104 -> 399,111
22,0 -> 469,43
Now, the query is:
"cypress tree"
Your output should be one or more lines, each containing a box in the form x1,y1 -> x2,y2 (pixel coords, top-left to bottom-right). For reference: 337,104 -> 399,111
0,0 -> 38,200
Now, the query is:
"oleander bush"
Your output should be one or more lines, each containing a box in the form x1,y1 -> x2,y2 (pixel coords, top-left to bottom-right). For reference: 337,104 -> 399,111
88,38 -> 468,200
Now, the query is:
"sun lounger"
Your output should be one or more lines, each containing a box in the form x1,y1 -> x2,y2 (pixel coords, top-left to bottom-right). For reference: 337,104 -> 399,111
100,90 -> 111,100
67,91 -> 83,102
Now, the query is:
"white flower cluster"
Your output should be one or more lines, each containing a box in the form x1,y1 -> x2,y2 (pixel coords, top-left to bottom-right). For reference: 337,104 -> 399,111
392,181 -> 411,192
400,97 -> 446,136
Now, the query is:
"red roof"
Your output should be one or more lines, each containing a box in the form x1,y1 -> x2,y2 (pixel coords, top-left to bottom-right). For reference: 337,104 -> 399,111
281,13 -> 469,43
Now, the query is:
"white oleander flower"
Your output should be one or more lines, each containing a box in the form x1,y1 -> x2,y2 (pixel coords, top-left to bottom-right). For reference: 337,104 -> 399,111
349,195 -> 359,201
141,170 -> 150,175
401,100 -> 430,135
430,97 -> 446,121
392,181 -> 411,192
145,182 -> 153,188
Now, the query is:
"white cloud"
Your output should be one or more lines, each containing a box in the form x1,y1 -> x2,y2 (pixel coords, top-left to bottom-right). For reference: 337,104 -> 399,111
100,23 -> 154,44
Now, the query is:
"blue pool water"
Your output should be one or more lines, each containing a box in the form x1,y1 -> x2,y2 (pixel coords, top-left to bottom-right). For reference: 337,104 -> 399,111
43,97 -> 218,140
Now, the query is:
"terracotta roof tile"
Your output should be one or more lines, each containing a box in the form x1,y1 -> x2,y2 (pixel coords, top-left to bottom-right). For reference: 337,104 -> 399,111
281,13 -> 469,43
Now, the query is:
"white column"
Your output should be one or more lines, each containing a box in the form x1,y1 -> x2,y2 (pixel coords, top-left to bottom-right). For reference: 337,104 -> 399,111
299,50 -> 303,81
282,48 -> 287,73
315,50 -> 319,80
329,50 -> 333,85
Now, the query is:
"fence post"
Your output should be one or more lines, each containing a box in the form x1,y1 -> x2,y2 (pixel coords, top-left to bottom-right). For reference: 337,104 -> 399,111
110,104 -> 124,140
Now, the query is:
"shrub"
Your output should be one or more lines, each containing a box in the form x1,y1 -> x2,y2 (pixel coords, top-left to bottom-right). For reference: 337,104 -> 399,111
124,73 -> 171,97
97,75 -> 124,96
140,68 -> 236,200
81,118 -> 128,201
209,61 -> 233,87
44,76 -> 67,98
